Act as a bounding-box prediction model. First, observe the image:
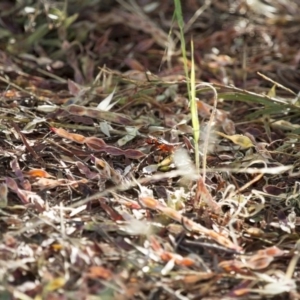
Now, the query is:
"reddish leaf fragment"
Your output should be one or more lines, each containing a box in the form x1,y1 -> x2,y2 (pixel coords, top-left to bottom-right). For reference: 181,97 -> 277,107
258,246 -> 284,257
176,257 -> 195,267
100,201 -> 124,221
102,146 -> 124,156
146,135 -> 181,153
122,201 -> 141,210
123,149 -> 146,159
218,260 -> 247,273
85,136 -> 107,150
263,184 -> 286,195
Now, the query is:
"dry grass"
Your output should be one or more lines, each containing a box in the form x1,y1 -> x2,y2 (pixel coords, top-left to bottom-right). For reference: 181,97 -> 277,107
0,0 -> 300,299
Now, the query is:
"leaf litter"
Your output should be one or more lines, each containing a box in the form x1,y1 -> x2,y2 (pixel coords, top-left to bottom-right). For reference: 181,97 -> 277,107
1,0 -> 300,299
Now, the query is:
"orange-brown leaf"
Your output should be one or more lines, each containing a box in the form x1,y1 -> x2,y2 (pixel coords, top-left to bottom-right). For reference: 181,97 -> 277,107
88,266 -> 113,280
25,169 -> 54,178
51,127 -> 85,144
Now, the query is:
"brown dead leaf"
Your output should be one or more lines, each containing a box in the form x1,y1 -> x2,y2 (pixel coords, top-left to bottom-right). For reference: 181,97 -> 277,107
87,266 -> 113,280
